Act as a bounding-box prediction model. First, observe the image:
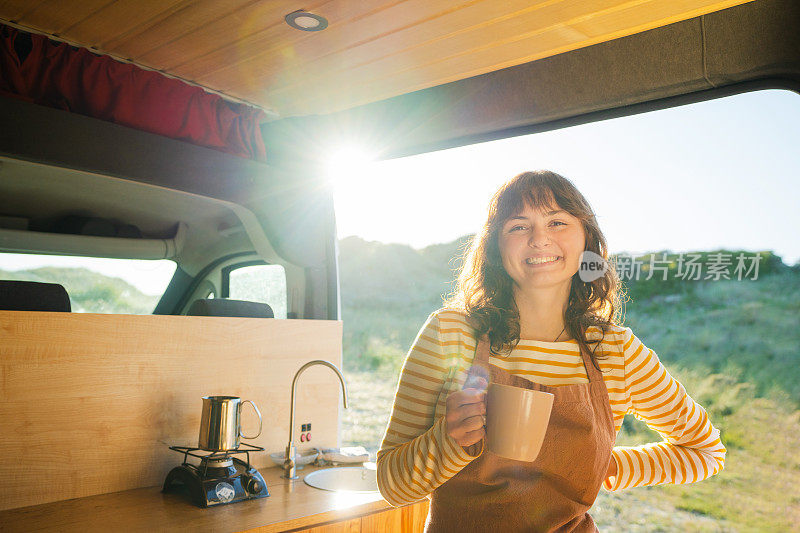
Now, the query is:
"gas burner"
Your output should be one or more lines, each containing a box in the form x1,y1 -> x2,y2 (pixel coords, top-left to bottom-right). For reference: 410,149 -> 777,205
204,457 -> 234,468
163,443 -> 269,507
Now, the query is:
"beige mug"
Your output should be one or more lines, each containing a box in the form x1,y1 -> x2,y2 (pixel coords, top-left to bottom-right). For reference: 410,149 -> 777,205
486,383 -> 554,462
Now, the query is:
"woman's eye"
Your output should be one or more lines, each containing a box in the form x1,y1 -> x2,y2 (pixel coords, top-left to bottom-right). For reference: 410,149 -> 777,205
551,221 -> 566,226
509,225 -> 525,232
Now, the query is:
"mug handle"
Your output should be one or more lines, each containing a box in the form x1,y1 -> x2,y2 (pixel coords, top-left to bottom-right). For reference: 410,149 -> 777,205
239,399 -> 263,439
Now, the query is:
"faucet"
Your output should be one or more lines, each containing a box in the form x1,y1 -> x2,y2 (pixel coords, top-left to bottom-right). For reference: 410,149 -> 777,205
284,360 -> 349,479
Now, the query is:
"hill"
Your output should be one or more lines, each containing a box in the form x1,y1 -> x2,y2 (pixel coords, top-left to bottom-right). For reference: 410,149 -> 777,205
338,235 -> 471,372
0,266 -> 159,313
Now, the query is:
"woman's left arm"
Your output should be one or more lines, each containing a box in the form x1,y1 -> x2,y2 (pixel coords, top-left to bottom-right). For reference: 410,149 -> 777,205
603,327 -> 727,492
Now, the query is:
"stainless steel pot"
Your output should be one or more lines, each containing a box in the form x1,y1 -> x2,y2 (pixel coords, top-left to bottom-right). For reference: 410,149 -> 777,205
198,396 -> 263,451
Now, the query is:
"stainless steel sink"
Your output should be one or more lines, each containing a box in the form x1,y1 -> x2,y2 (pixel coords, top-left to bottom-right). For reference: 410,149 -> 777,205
303,466 -> 379,493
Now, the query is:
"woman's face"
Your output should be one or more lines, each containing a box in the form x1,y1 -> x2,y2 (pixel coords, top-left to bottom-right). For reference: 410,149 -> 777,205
497,200 -> 586,292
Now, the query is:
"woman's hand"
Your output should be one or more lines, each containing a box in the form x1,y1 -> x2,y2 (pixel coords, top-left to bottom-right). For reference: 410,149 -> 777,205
445,376 -> 487,447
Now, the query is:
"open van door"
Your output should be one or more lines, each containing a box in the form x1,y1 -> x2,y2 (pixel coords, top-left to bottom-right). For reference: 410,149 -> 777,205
0,0 -> 797,530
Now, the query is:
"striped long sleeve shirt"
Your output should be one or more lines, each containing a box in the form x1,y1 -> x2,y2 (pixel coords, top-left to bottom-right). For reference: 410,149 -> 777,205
376,308 -> 727,507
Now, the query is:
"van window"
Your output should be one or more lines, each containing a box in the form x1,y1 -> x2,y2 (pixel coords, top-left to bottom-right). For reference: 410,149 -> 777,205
0,253 -> 176,313
332,88 -> 800,529
225,263 -> 288,319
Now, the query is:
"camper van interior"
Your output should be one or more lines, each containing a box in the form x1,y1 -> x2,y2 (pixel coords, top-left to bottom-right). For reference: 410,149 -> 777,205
1,0 -> 798,530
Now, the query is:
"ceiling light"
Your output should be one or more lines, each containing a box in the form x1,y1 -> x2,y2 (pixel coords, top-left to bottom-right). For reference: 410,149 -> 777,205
285,10 -> 328,32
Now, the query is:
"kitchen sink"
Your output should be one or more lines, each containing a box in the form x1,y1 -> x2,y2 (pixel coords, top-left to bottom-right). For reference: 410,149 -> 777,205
303,465 -> 379,493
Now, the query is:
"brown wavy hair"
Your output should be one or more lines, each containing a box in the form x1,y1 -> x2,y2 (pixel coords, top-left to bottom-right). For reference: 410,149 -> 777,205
445,170 -> 625,372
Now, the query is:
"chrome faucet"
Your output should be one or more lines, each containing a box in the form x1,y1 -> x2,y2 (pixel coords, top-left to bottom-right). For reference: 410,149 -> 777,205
283,360 -> 349,479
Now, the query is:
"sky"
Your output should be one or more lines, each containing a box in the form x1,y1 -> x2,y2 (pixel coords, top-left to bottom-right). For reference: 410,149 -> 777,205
329,89 -> 800,266
2,89 -> 798,296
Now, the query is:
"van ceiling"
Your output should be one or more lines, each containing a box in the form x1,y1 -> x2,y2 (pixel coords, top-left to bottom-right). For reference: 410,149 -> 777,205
0,0 -> 753,119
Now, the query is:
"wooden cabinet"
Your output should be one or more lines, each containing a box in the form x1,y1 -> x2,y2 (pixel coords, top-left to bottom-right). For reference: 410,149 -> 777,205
302,518 -> 362,532
300,500 -> 430,533
361,500 -> 429,532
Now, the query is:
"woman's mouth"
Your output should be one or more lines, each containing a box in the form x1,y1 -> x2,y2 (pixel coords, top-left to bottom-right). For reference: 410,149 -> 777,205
525,256 -> 561,266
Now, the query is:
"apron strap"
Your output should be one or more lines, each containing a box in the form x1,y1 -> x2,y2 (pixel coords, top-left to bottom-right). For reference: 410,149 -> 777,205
474,335 -> 492,366
579,344 -> 602,384
462,335 -> 491,390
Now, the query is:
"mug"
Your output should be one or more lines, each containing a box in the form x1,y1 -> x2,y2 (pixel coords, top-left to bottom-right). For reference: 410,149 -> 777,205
486,383 -> 554,462
198,395 -> 263,451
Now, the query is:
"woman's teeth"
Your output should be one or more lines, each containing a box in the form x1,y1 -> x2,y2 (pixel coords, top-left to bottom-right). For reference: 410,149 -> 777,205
526,256 -> 559,265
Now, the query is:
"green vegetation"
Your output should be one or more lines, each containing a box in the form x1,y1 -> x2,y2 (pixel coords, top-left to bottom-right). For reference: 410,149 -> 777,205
337,235 -> 470,375
0,266 -> 159,313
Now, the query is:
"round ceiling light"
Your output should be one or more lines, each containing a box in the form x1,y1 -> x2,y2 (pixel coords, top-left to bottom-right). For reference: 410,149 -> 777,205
285,10 -> 328,32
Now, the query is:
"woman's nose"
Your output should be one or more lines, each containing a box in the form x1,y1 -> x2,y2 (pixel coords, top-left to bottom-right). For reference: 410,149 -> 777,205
528,225 -> 551,247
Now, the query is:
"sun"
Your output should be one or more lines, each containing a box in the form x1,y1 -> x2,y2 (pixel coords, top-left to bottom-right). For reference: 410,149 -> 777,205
325,143 -> 401,241
324,144 -> 376,189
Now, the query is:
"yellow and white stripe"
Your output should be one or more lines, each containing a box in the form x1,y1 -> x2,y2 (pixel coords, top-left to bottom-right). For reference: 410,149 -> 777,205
602,328 -> 726,490
376,308 -> 727,507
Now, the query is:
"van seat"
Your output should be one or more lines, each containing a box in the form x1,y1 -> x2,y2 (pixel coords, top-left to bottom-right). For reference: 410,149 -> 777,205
186,299 -> 274,318
0,280 -> 72,311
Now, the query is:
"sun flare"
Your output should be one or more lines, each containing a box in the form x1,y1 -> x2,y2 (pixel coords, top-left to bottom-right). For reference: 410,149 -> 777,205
325,144 -> 376,188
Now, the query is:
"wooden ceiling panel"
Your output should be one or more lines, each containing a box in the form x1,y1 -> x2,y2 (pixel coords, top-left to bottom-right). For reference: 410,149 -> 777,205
201,0 -> 501,96
0,0 -> 754,119
247,0 -> 701,114
64,0 -> 186,49
104,0 -> 264,59
0,0 -> 46,25
570,0 -> 736,37
172,0 -> 386,81
254,0 -> 636,102
19,0 -> 115,36
139,0 -> 295,70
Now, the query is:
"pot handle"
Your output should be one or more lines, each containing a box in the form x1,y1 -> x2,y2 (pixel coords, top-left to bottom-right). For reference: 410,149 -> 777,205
239,399 -> 263,439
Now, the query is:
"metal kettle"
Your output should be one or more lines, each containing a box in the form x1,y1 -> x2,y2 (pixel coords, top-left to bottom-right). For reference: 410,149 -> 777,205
198,395 -> 262,451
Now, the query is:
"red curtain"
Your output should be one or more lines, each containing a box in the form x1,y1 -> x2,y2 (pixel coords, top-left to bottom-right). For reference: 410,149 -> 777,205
0,23 -> 267,161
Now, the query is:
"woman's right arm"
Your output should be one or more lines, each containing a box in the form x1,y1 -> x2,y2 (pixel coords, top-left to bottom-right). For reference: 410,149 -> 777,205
376,311 -> 483,507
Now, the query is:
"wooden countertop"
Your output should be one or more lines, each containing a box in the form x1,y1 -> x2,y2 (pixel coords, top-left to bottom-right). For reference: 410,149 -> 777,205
0,464 -> 395,532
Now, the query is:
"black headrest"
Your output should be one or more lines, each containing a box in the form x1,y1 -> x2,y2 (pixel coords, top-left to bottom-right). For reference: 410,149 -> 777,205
0,280 -> 71,312
186,299 -> 274,318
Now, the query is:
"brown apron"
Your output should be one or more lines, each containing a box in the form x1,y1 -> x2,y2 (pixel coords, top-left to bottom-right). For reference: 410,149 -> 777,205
424,335 -> 616,532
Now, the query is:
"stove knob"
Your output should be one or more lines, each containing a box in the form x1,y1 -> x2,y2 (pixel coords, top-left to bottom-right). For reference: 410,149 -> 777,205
243,474 -> 262,494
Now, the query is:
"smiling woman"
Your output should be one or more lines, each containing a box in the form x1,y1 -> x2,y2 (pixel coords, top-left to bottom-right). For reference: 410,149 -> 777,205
375,170 -> 726,532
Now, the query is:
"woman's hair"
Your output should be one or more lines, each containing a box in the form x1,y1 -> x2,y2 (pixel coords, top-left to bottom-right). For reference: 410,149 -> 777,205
445,170 -> 624,371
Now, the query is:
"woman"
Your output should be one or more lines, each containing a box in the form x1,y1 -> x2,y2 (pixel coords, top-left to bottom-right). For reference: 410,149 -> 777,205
376,170 -> 726,532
